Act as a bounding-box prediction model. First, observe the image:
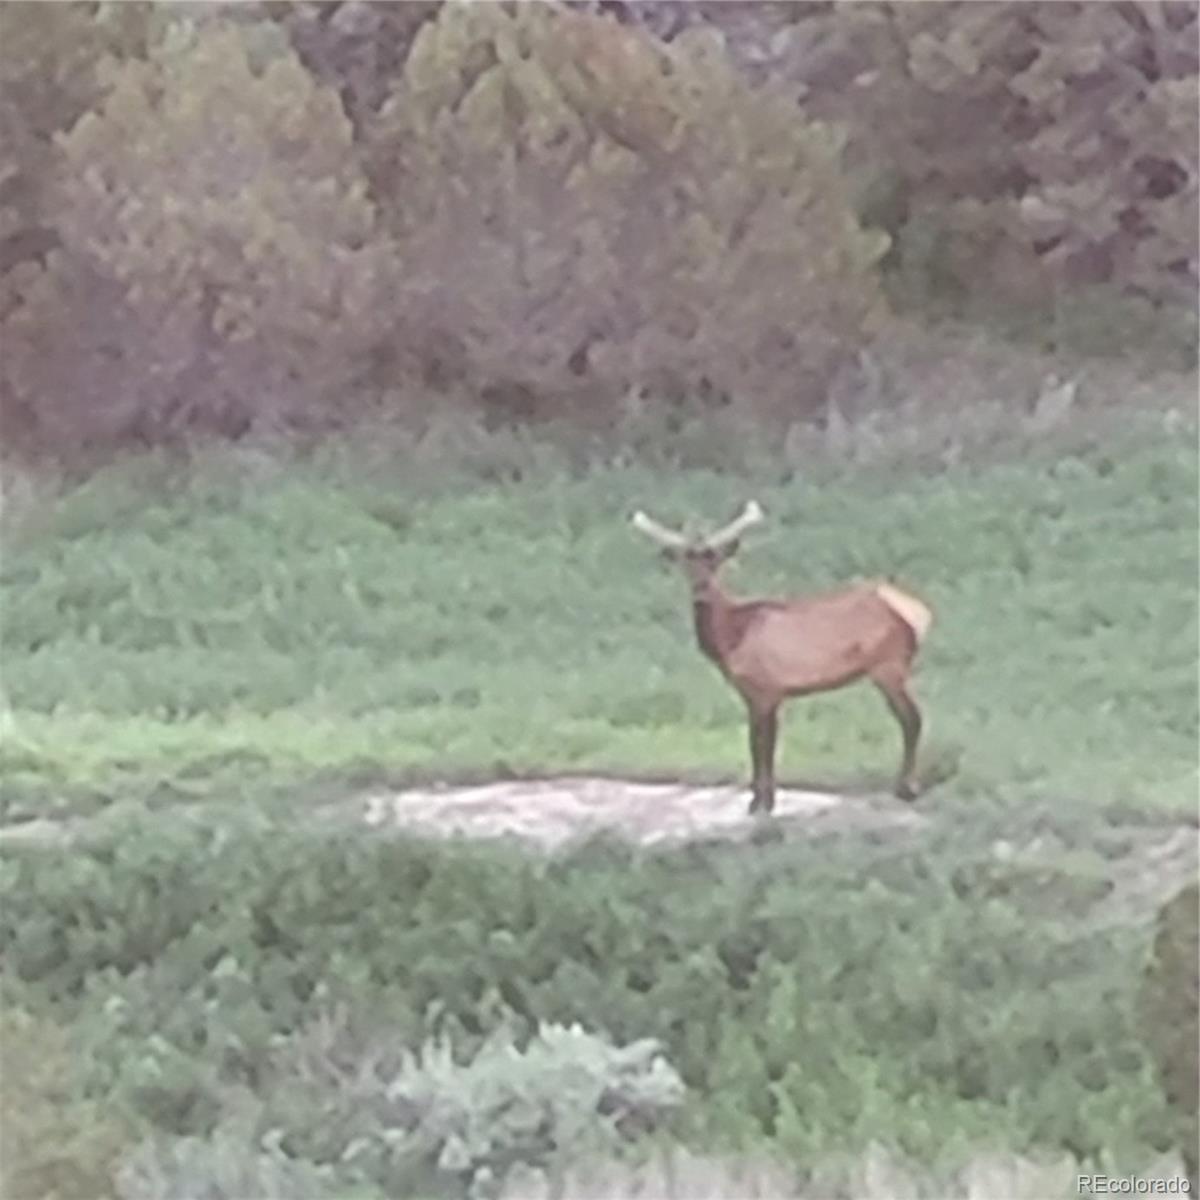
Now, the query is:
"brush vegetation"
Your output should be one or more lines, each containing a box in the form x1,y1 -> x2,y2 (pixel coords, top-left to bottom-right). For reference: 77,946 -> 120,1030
1,408 -> 1196,1197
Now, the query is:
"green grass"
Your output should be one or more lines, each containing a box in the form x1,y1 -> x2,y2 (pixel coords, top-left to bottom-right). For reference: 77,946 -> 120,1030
1,413 -> 1196,1197
1,416 -> 1196,827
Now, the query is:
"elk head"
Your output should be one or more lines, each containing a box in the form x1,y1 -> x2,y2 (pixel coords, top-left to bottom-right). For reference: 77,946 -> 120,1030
630,501 -> 765,594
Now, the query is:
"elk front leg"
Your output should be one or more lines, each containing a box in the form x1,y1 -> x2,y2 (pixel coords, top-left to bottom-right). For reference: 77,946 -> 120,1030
747,706 -> 778,815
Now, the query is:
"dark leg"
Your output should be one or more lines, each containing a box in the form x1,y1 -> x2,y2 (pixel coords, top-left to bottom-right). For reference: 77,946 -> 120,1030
747,707 -> 778,815
873,672 -> 922,801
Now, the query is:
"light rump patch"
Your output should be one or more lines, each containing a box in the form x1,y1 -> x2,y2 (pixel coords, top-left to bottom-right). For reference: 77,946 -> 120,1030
875,583 -> 934,645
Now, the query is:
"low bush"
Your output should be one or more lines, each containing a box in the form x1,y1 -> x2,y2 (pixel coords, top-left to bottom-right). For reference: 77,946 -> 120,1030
0,810 -> 1175,1196
1140,881 -> 1199,1189
115,1117 -> 351,1200
0,1005 -> 131,1200
277,1020 -> 683,1198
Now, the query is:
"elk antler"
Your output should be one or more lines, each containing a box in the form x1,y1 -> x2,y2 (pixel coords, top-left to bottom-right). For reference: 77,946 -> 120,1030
630,510 -> 690,550
704,501 -> 765,550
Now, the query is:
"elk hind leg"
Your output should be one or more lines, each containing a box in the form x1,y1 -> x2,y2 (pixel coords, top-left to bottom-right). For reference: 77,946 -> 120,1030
747,705 -> 779,816
870,662 -> 922,801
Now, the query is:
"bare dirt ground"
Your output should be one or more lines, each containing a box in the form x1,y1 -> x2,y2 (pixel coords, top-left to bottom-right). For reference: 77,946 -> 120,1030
352,776 -> 928,850
0,777 -> 925,854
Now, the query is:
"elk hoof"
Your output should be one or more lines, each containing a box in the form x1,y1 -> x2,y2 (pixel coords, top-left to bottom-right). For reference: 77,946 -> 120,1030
894,779 -> 919,803
747,794 -> 771,817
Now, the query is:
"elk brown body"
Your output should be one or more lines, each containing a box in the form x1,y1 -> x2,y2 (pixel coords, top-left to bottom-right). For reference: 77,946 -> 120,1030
631,501 -> 932,814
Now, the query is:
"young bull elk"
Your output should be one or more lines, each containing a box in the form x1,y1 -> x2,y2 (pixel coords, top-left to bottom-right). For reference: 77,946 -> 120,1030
631,501 -> 933,814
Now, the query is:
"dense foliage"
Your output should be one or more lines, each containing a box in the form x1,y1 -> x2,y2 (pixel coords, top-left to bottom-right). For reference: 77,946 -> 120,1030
577,1 -> 1200,312
5,20 -> 387,453
364,2 -> 887,431
1,0 -> 1194,461
0,0 -> 884,459
0,811 -> 1182,1198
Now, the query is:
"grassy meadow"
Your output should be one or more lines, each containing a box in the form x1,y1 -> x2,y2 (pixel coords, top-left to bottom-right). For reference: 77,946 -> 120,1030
2,408 -> 1195,826
0,397 -> 1197,1198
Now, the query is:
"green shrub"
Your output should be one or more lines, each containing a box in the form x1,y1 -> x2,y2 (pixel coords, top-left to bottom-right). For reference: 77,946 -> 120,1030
775,3 -> 1197,320
114,1115 -> 361,1200
0,1 -> 151,321
2,18 -> 391,459
1140,881 -> 1199,1189
591,2 -> 1197,351
268,0 -> 441,130
0,812 -> 1174,1181
329,1021 -> 684,1198
0,1005 -> 131,1200
366,1 -> 888,430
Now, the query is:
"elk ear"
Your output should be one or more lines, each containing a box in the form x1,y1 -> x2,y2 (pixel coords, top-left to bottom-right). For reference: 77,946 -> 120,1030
660,547 -> 680,564
716,538 -> 740,561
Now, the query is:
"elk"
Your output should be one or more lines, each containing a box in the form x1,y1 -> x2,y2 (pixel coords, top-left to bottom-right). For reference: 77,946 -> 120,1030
630,501 -> 932,814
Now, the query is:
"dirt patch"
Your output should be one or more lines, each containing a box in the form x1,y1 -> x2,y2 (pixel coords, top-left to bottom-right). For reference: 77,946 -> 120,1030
0,778 -> 924,854
354,777 -> 927,851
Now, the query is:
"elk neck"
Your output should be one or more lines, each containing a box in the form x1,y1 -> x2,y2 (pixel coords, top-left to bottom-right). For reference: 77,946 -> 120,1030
690,578 -> 749,667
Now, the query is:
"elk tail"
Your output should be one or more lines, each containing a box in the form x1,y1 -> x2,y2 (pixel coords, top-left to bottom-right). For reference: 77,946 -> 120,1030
875,583 -> 933,646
